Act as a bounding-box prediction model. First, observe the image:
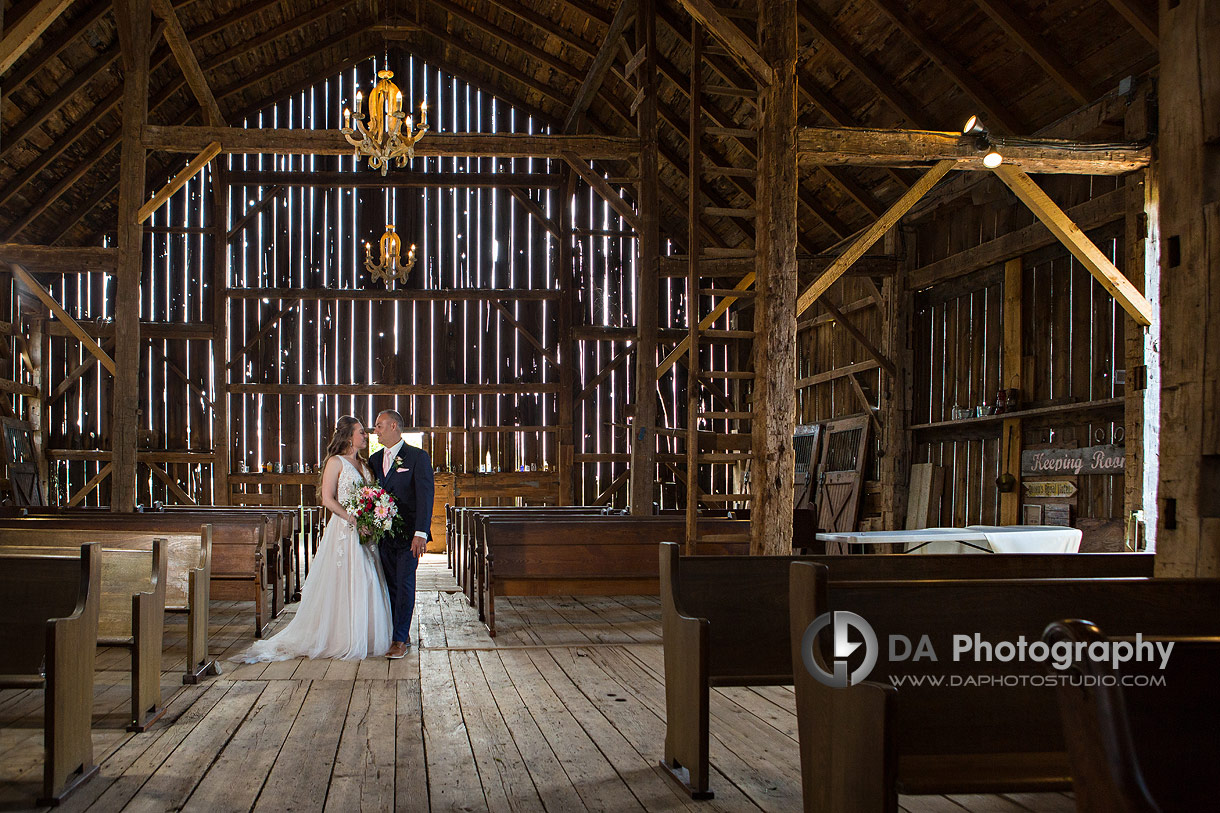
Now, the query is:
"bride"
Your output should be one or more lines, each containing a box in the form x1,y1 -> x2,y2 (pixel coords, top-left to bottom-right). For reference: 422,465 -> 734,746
235,416 -> 392,662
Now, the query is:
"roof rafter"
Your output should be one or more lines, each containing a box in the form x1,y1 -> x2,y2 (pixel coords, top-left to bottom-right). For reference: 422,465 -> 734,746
152,0 -> 225,125
0,0 -> 76,75
971,0 -> 1094,105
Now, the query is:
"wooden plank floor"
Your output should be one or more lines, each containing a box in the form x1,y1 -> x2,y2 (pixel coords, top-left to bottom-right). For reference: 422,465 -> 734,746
1,554 -> 1076,812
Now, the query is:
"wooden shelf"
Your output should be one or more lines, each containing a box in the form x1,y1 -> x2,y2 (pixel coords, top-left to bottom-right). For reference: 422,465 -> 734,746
909,397 -> 1124,432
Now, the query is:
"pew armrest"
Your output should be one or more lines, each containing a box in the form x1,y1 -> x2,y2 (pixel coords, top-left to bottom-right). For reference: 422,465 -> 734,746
185,526 -> 217,683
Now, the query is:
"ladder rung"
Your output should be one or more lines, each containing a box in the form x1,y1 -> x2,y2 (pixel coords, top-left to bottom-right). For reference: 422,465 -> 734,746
703,411 -> 753,420
699,493 -> 754,502
703,206 -> 757,219
706,165 -> 758,179
694,533 -> 752,543
702,329 -> 755,339
700,371 -> 755,379
705,127 -> 757,138
699,288 -> 755,297
698,453 -> 754,463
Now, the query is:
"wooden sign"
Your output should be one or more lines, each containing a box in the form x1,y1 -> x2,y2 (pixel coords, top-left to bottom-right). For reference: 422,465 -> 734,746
1023,480 -> 1078,498
1021,444 -> 1125,476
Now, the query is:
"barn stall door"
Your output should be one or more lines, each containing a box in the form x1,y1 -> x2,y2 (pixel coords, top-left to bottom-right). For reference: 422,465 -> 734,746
813,415 -> 871,534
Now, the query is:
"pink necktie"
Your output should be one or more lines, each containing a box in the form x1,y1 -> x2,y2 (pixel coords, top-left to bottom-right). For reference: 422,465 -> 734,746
384,450 -> 393,476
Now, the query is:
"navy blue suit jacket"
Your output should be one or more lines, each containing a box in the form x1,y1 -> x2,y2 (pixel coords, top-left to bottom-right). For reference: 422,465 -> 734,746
370,442 -> 434,546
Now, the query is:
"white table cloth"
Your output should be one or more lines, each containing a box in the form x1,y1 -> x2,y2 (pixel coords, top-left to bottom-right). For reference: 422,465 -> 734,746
965,525 -> 1082,553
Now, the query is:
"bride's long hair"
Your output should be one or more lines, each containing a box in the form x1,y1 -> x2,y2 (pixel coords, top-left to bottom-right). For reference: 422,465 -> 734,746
320,416 -> 371,485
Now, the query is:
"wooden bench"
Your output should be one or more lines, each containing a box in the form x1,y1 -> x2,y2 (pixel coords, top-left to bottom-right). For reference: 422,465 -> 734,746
0,540 -> 168,731
461,507 -> 621,612
787,564 -> 1220,812
1044,620 -> 1220,813
160,506 -> 296,611
0,544 -> 100,804
0,525 -> 216,683
480,516 -> 749,637
0,515 -> 269,636
658,543 -> 1154,797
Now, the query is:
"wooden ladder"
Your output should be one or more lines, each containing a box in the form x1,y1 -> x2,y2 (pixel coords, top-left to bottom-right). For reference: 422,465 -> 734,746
681,17 -> 761,555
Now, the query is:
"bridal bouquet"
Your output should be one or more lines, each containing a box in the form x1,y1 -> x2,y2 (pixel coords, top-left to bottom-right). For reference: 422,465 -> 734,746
343,482 -> 402,545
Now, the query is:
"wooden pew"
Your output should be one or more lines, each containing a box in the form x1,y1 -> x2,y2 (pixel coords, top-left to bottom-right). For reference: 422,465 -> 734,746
0,540 -> 168,731
658,543 -> 1154,797
160,506 -> 295,612
1044,620 -> 1220,813
0,515 -> 269,636
463,507 -> 620,613
787,564 -> 1220,813
0,525 -> 216,683
0,545 -> 101,804
479,516 -> 749,637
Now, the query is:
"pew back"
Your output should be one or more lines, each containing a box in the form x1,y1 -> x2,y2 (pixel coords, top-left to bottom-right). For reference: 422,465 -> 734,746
0,547 -> 97,677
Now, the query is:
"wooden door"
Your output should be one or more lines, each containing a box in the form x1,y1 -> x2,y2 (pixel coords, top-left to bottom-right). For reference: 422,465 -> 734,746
813,415 -> 871,535
793,424 -> 822,510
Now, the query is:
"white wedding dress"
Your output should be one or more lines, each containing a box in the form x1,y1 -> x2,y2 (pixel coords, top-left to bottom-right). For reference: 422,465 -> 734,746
234,456 -> 392,662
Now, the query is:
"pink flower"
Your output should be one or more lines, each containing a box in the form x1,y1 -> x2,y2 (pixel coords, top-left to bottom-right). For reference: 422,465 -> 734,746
375,503 -> 391,519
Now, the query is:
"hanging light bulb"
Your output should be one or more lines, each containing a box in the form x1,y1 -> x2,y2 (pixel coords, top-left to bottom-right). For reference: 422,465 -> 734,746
983,151 -> 1003,168
340,70 -> 429,175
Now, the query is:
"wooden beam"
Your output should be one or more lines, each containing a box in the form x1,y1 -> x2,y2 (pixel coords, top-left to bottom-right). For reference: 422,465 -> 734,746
564,0 -> 637,133
9,263 -> 116,375
506,189 -> 562,240
797,0 -> 922,123
230,383 -> 564,396
592,468 -> 630,506
227,288 -> 560,302
908,187 -> 1124,289
0,377 -> 39,397
151,0 -> 224,125
971,0 -> 1094,105
659,254 -> 897,277
137,141 -> 222,223
51,339 -> 115,402
143,126 -> 640,160
751,0 -> 799,555
628,0 -> 660,515
846,372 -> 882,436
821,296 -> 896,377
4,0 -> 110,93
796,359 -> 879,390
579,343 -> 636,400
150,340 -> 213,411
113,0 -> 152,513
798,160 -> 954,315
0,244 -> 116,273
491,301 -> 560,369
148,463 -> 196,505
999,258 -> 1023,526
868,0 -> 1023,133
227,302 -> 297,371
562,153 -> 643,232
66,463 -> 112,507
226,171 -> 564,189
674,0 -> 772,86
44,321 -> 212,340
797,127 -> 1150,173
209,162 -> 229,511
226,185 -> 285,242
657,273 -> 755,377
992,164 -> 1153,326
1104,0 -> 1157,47
0,0 -> 75,75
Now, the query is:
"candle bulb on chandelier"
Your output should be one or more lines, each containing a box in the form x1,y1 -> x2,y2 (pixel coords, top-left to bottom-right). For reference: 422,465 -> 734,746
343,108 -> 351,128
420,102 -> 428,128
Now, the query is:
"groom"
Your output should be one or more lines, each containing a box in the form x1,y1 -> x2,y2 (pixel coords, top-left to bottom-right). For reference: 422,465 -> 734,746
371,409 -> 434,658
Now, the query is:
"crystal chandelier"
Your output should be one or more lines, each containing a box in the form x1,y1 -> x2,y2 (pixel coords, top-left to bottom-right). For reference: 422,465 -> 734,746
341,70 -> 428,175
365,224 -> 416,284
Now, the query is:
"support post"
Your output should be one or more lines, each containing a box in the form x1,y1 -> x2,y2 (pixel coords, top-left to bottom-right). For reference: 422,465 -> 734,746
1156,0 -> 1220,575
879,242 -> 912,530
628,0 -> 659,515
557,168 -> 577,505
112,0 -> 152,513
751,0 -> 798,556
210,163 -> 230,505
999,257 -> 1023,525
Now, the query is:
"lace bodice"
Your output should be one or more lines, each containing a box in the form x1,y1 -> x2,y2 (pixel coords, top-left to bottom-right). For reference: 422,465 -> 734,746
336,455 -> 370,504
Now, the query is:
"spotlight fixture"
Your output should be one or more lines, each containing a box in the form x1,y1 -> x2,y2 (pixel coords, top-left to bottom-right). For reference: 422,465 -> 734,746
983,151 -> 1003,168
961,115 -> 987,137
